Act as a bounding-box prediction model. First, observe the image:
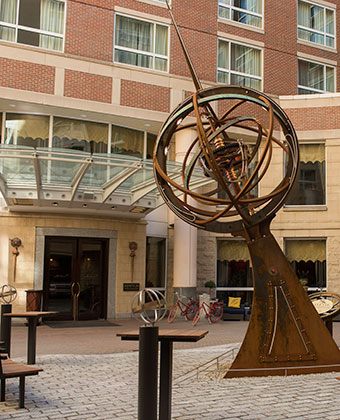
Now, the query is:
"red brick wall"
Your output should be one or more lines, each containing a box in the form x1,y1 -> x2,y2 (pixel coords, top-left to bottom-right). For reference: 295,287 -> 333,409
64,70 -> 112,103
0,58 -> 55,94
121,80 -> 170,112
170,0 -> 217,82
61,0 -> 340,97
286,106 -> 340,131
3,0 -> 340,104
114,0 -> 169,19
65,0 -> 114,62
263,0 -> 297,95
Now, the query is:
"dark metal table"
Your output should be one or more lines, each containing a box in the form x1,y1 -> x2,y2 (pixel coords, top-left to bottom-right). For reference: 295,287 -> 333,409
3,311 -> 56,364
117,329 -> 208,420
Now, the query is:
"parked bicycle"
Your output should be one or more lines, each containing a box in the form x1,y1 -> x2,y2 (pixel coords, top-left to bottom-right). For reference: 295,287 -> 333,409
168,293 -> 199,323
193,300 -> 223,326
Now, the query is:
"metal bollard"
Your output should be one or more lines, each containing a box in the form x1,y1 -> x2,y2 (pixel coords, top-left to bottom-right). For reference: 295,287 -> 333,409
1,304 -> 12,356
138,325 -> 159,420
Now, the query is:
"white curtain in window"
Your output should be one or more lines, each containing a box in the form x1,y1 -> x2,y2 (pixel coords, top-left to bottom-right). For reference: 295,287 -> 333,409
217,240 -> 250,261
299,1 -> 323,30
40,0 -> 64,50
116,16 -> 154,68
326,9 -> 334,34
242,0 -> 261,14
311,5 -> 323,31
326,67 -> 335,92
218,40 -> 229,69
232,44 -> 260,76
300,144 -> 324,163
285,240 -> 326,262
0,0 -> 16,41
155,25 -> 167,56
116,16 -> 152,52
111,125 -> 144,156
298,60 -> 323,91
5,114 -> 49,145
155,25 -> 168,71
53,117 -> 108,144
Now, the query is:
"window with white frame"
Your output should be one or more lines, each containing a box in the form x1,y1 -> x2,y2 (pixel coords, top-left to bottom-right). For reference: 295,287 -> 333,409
0,0 -> 65,51
298,59 -> 335,94
285,239 -> 326,290
286,143 -> 325,206
218,39 -> 262,90
114,14 -> 169,72
298,0 -> 335,48
218,0 -> 263,29
216,239 -> 253,306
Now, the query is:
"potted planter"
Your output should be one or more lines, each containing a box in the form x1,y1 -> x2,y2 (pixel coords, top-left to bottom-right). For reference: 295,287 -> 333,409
204,281 -> 216,300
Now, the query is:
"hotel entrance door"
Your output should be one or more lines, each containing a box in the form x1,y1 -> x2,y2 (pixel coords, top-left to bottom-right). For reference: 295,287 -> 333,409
43,237 -> 108,320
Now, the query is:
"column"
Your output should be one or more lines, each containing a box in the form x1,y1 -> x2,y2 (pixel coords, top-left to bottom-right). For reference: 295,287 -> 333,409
173,128 -> 198,298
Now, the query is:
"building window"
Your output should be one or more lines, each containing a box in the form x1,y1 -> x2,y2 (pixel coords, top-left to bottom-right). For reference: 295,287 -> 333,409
218,39 -> 262,90
114,14 -> 169,72
146,237 -> 166,289
5,113 -> 49,147
146,133 -> 157,159
111,125 -> 157,159
298,0 -> 335,48
0,0 -> 65,51
298,59 -> 335,94
2,113 -> 49,179
216,239 -> 253,305
285,239 -> 326,290
286,144 -> 325,206
218,0 -> 262,28
111,125 -> 144,158
53,117 -> 109,153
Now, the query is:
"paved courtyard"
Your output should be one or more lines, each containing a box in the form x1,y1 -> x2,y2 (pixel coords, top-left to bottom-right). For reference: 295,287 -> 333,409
1,319 -> 340,419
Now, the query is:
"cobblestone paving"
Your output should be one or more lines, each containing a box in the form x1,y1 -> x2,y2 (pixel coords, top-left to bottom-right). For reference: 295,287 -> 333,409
1,343 -> 340,420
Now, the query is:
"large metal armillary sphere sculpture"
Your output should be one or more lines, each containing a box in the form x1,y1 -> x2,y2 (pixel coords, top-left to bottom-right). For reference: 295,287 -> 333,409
154,1 -> 340,377
154,86 -> 298,233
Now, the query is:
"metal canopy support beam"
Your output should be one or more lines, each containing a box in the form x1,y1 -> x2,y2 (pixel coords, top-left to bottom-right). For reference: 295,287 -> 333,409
0,174 -> 9,206
32,152 -> 42,201
102,167 -> 140,203
130,173 -> 182,206
153,175 -> 214,208
70,157 -> 93,201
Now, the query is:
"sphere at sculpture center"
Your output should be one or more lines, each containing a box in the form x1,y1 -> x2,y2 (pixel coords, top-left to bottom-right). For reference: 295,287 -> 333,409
131,288 -> 167,325
0,284 -> 17,304
153,86 -> 299,233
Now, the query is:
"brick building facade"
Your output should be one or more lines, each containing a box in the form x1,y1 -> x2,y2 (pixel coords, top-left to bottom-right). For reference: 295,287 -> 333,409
0,0 -> 339,318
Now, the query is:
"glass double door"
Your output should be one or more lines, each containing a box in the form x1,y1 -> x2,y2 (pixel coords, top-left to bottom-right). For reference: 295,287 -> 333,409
43,237 -> 108,320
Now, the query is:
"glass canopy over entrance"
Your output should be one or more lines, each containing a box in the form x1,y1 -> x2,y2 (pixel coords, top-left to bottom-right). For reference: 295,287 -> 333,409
0,145 -> 212,218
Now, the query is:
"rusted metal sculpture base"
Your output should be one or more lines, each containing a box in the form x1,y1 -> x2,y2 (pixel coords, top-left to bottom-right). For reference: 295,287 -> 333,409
225,221 -> 340,378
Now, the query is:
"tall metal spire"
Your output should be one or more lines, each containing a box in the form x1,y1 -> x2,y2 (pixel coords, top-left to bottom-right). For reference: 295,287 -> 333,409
164,0 -> 202,91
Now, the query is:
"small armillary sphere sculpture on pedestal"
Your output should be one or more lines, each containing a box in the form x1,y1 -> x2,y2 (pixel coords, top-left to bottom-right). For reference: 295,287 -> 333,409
153,1 -> 340,377
0,284 -> 17,304
131,288 -> 167,326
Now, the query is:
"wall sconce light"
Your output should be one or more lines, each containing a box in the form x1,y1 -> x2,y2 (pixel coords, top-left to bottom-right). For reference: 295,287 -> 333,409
129,242 -> 138,282
129,241 -> 138,257
10,238 -> 22,283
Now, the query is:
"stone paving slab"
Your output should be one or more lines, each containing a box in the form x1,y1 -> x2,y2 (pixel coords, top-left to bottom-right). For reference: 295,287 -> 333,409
1,343 -> 340,420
